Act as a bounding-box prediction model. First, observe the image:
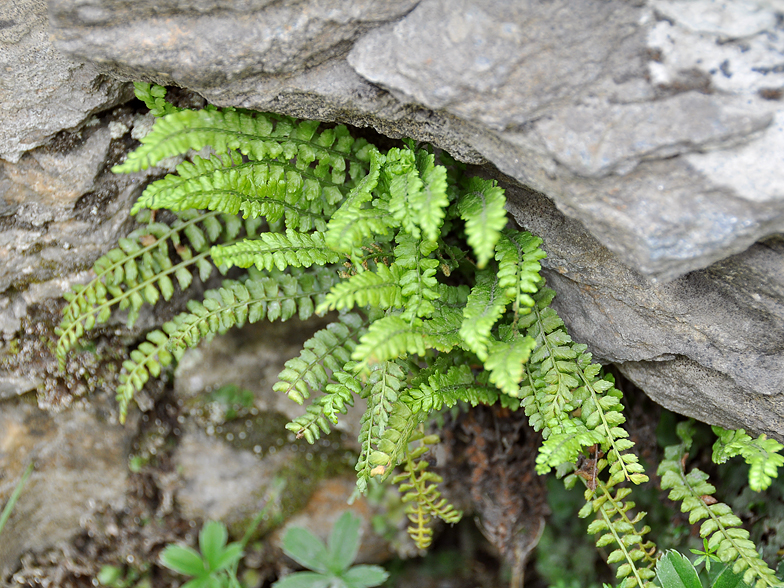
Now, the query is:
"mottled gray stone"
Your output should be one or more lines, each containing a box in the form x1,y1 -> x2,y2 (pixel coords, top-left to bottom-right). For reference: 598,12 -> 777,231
0,111 -> 152,337
0,0 -> 130,162
0,0 -> 779,445
0,395 -> 136,579
47,0 -> 784,280
506,180 -> 784,440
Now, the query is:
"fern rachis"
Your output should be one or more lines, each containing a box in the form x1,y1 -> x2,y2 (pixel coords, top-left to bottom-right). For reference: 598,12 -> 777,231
55,84 -> 784,585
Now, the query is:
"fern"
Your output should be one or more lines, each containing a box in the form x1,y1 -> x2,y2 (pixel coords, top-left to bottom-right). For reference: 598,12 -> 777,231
456,176 -> 507,269
711,426 -> 784,492
211,229 -> 341,272
115,268 -> 336,422
55,209 -> 251,368
392,429 -> 462,550
659,422 -> 780,588
56,83 -> 776,576
273,313 -> 366,404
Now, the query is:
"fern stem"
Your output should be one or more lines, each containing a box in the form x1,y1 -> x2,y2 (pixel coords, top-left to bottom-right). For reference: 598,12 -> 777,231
594,480 -> 654,588
674,462 -> 777,586
57,210 -> 222,363
578,364 -> 634,483
597,497 -> 647,588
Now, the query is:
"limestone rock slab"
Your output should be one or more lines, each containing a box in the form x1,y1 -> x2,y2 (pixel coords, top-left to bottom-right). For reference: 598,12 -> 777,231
506,181 -> 784,440
0,396 -> 136,580
0,0 -> 129,162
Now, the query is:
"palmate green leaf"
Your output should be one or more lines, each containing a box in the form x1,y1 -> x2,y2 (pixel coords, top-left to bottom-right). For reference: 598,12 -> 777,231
159,544 -> 206,577
456,176 -> 507,269
342,565 -> 390,588
282,527 -> 331,574
328,512 -> 362,572
211,230 -> 341,272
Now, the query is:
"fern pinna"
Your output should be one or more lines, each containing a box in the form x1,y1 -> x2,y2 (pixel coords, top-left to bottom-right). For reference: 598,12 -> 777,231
56,83 -> 783,584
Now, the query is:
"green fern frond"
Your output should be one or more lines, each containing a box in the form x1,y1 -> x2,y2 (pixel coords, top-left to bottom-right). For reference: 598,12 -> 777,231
384,147 -> 450,244
352,305 -> 463,373
580,481 -> 657,588
114,109 -> 367,179
55,209 -> 247,368
355,361 -> 406,493
711,426 -> 784,492
483,331 -> 537,396
115,268 -> 336,422
575,367 -> 648,486
457,176 -> 507,269
394,234 -> 441,319
211,229 -> 341,272
325,148 -> 387,257
458,270 -> 510,361
392,430 -> 462,550
536,419 -> 604,475
317,263 -> 404,313
516,289 -> 580,435
133,82 -> 181,118
402,363 -> 501,413
273,313 -> 366,404
131,151 -> 341,232
659,422 -> 780,588
284,370 -> 363,444
494,229 -> 546,317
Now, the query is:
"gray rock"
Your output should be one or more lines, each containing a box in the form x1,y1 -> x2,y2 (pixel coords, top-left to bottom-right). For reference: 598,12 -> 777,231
0,394 -> 136,580
0,110 -> 150,337
0,0 -> 130,162
49,0 -> 784,281
0,0 -> 778,443
506,181 -> 784,440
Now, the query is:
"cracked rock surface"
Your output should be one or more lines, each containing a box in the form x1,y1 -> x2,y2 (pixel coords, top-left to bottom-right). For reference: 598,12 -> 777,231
0,0 -> 781,457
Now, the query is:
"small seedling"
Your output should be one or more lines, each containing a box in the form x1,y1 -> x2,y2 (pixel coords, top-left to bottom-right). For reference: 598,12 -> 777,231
274,511 -> 388,588
0,462 -> 34,537
655,550 -> 750,588
159,521 -> 243,588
